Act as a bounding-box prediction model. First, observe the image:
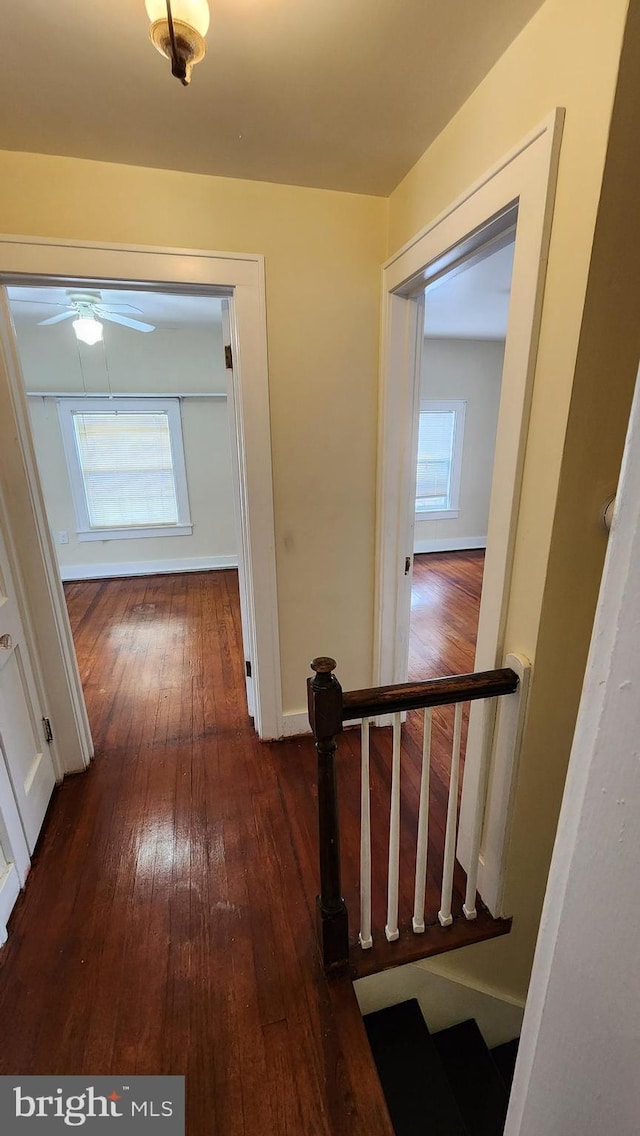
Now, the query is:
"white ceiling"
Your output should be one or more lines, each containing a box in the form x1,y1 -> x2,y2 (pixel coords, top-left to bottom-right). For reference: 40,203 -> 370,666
424,240 -> 515,340
7,287 -> 223,330
0,1 -> 546,196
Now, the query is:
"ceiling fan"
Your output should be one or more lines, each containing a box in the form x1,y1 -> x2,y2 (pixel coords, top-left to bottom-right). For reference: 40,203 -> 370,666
35,291 -> 156,345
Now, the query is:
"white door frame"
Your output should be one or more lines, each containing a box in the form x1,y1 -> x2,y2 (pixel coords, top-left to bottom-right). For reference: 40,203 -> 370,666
376,110 -> 564,911
221,297 -> 256,720
0,236 -> 283,758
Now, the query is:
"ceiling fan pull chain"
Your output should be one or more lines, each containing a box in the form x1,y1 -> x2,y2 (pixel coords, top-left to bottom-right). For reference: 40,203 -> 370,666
102,336 -> 114,401
75,331 -> 88,398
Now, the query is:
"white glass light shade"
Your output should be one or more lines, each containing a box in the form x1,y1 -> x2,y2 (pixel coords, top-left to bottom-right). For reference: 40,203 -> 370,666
145,0 -> 210,36
73,316 -> 104,347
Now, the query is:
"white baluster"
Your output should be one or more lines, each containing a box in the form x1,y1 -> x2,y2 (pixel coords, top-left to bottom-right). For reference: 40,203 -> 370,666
438,702 -> 463,928
359,717 -> 373,949
385,712 -> 402,941
463,699 -> 495,920
412,707 -> 432,933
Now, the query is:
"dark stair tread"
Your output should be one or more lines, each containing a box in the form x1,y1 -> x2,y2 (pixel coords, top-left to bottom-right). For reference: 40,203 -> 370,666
432,1019 -> 509,1136
364,1000 -> 469,1136
490,1039 -> 519,1091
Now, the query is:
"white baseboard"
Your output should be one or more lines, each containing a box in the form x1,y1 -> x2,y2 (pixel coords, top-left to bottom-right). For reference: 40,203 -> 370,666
278,711 -> 362,739
60,555 -> 238,582
0,863 -> 21,948
279,711 -> 312,738
414,536 -> 487,554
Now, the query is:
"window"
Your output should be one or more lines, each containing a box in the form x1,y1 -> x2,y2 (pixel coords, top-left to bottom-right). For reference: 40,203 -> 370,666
58,398 -> 192,541
415,399 -> 466,519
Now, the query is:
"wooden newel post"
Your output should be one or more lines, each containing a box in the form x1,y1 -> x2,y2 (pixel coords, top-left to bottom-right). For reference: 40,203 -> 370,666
307,656 -> 349,969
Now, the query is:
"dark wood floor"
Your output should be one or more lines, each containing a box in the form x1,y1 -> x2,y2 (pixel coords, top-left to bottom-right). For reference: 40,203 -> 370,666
0,552 -> 507,1133
406,549 -> 484,797
409,550 -> 485,681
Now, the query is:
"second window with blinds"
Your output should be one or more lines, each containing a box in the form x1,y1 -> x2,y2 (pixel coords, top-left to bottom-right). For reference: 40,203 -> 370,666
57,398 -> 192,541
415,399 -> 466,520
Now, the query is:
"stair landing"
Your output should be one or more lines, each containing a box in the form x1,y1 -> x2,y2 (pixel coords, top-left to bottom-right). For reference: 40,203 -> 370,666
350,908 -> 512,980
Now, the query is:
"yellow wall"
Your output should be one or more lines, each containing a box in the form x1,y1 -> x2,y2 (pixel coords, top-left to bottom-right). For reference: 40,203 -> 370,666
389,0 -> 632,1000
0,154 -> 387,713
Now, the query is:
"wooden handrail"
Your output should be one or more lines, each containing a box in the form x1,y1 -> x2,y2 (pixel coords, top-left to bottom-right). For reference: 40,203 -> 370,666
342,667 -> 519,721
307,657 -> 520,969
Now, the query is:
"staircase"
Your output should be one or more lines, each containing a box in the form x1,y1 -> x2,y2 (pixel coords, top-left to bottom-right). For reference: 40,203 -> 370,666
364,999 -> 518,1135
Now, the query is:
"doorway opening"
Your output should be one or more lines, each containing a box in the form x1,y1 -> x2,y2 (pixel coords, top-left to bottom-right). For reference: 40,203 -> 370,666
6,283 -> 252,748
0,237 -> 282,775
410,237 -> 516,685
376,111 -> 562,911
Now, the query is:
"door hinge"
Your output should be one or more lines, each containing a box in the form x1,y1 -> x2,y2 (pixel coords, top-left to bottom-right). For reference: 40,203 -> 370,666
245,660 -> 252,678
404,556 -> 412,575
43,717 -> 53,744
224,344 -> 233,369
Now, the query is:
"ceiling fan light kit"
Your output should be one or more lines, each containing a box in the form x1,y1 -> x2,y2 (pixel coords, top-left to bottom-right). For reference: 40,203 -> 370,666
145,0 -> 210,86
73,315 -> 104,347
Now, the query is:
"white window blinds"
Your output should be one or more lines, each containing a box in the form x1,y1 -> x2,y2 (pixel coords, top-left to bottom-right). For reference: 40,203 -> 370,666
72,411 -> 179,529
416,409 -> 456,513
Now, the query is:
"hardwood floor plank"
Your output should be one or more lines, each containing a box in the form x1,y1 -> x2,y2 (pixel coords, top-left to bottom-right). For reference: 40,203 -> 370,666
409,550 -> 484,680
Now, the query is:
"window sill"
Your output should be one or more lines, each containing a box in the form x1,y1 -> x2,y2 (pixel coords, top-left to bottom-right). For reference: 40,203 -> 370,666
77,524 -> 193,542
415,509 -> 460,522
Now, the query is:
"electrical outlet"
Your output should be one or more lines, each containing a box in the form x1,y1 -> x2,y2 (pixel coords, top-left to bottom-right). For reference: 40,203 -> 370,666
58,531 -> 69,545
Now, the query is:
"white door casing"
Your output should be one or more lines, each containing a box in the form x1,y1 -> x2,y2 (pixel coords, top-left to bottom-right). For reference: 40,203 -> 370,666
222,298 -> 256,719
0,238 -> 282,746
0,290 -> 92,776
0,493 -> 56,853
376,111 -> 564,913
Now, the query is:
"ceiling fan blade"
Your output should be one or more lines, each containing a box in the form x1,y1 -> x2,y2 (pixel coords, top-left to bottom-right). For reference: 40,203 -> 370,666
11,299 -> 68,307
38,311 -> 76,326
95,304 -> 144,315
101,312 -> 155,333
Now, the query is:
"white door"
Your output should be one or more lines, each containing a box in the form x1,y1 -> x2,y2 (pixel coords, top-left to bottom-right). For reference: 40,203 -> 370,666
0,510 -> 56,853
221,299 -> 256,719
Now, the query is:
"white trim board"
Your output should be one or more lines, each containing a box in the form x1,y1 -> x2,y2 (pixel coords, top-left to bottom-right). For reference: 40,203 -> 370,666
279,711 -> 312,738
0,863 -> 21,948
27,392 -> 228,400
414,537 -> 487,554
60,555 -> 238,582
279,711 -> 365,740
0,236 -> 282,754
375,110 -> 564,917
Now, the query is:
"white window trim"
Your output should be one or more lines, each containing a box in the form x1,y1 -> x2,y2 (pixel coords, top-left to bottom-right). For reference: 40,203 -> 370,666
415,398 -> 466,521
57,397 -> 193,541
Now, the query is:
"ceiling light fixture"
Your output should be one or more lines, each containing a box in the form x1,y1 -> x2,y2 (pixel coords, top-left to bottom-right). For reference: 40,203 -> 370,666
73,315 -> 104,347
145,0 -> 210,86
